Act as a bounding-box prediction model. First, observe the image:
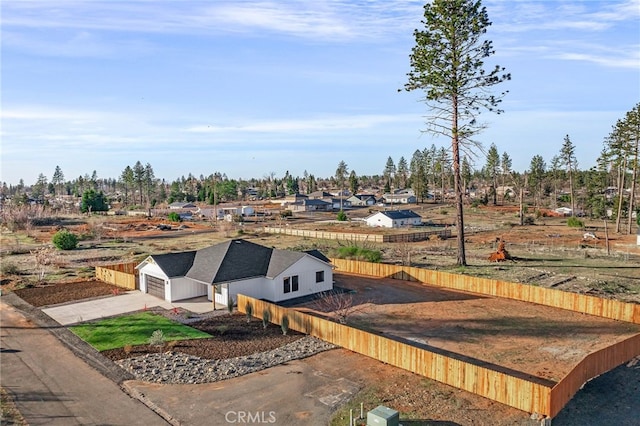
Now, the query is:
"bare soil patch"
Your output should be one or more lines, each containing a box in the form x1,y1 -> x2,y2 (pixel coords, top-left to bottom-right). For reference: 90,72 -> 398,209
13,279 -> 121,307
299,274 -> 640,383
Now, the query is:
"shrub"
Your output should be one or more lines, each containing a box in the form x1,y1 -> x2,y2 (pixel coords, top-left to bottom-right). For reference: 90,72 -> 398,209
1,262 -> 20,276
336,210 -> 348,221
167,212 -> 181,222
216,325 -> 229,335
149,329 -> 165,347
567,217 -> 584,228
245,301 -> 253,322
523,216 -> 535,225
281,315 -> 289,335
262,308 -> 271,329
52,230 -> 78,250
335,246 -> 381,263
227,297 -> 234,314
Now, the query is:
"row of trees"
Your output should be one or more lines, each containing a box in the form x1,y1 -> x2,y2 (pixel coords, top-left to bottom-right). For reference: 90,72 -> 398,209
3,120 -> 637,221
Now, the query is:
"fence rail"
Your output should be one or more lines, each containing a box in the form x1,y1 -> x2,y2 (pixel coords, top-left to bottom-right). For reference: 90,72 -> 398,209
263,226 -> 451,242
95,262 -> 138,290
549,333 -> 640,418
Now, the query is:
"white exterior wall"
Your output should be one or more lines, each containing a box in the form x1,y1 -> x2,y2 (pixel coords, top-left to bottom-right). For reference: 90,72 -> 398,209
392,217 -> 422,227
225,277 -> 268,305
269,257 -> 333,303
366,213 -> 393,228
169,277 -> 207,302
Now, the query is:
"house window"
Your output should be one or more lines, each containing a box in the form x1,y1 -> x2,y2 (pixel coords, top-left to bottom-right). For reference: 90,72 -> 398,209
316,271 -> 324,283
284,275 -> 299,293
214,285 -> 221,294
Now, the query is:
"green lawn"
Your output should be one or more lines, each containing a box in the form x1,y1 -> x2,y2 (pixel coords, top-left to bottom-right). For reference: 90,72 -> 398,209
70,312 -> 211,351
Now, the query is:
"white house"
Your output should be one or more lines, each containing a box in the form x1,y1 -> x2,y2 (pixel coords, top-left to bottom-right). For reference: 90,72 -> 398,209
136,239 -> 333,304
364,210 -> 422,228
382,190 -> 417,205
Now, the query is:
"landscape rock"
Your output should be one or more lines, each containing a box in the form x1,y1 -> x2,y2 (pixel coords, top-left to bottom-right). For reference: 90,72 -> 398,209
117,336 -> 335,384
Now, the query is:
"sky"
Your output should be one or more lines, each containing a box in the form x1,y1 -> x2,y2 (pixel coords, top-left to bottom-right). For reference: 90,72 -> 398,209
1,0 -> 639,187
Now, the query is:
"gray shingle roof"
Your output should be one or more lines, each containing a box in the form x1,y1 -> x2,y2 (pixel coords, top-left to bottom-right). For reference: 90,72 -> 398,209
375,210 -> 421,220
142,239 -> 328,284
151,251 -> 196,277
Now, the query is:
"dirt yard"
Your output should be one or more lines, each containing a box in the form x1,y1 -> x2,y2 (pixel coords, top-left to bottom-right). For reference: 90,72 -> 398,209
304,274 -> 640,383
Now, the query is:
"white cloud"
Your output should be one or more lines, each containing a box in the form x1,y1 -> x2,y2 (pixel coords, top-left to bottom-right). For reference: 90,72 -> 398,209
1,1 -> 422,41
186,114 -> 416,133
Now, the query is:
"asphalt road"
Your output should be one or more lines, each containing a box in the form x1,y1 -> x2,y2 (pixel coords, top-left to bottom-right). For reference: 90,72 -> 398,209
0,299 -> 169,426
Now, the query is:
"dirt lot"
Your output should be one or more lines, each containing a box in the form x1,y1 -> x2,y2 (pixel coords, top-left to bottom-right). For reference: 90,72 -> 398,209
14,279 -> 121,307
301,274 -> 640,382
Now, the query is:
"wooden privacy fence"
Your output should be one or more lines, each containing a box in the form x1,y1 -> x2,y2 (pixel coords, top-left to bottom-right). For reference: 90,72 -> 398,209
238,294 -> 554,417
326,258 -> 640,418
549,333 -> 640,418
329,258 -> 640,325
263,226 -> 451,243
95,262 -> 138,290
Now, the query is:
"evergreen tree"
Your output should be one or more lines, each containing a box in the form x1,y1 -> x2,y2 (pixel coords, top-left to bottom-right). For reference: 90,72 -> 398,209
335,161 -> 348,210
397,157 -> 409,189
51,165 -> 65,196
485,143 -> 500,205
403,0 -> 510,265
349,171 -> 359,195
410,149 -> 428,203
560,135 -> 577,216
383,157 -> 396,193
81,189 -> 109,213
528,155 -> 546,208
133,161 -> 145,206
120,166 -> 134,207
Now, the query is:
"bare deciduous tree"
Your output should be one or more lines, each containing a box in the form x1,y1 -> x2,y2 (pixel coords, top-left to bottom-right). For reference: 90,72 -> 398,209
312,290 -> 371,325
31,245 -> 57,282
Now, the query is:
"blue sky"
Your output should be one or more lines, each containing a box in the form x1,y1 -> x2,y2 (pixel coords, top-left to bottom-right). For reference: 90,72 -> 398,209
2,0 -> 639,186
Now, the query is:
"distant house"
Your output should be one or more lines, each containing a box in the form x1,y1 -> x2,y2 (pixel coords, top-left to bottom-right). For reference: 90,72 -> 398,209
169,202 -> 197,210
347,194 -> 377,207
554,207 -> 573,216
289,198 -> 333,212
382,190 -> 416,205
365,210 -> 422,228
308,191 -> 334,200
331,197 -> 352,210
195,205 -> 255,220
136,239 -> 333,304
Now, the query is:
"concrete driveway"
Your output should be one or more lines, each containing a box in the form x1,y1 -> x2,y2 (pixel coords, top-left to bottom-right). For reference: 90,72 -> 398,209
42,291 -> 217,325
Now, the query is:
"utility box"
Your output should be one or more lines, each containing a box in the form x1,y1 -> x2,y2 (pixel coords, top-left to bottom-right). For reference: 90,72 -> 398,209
367,405 -> 399,426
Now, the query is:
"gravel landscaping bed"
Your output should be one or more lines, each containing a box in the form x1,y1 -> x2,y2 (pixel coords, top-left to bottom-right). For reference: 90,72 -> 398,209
116,336 -> 336,384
